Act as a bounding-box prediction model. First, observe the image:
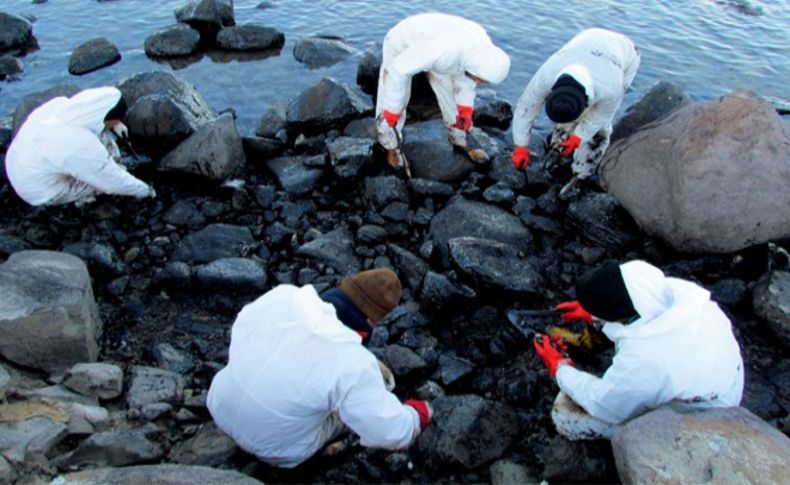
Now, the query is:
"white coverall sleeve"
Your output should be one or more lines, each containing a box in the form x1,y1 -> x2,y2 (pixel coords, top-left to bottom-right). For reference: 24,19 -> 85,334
58,87 -> 123,135
336,360 -> 421,449
453,74 -> 477,108
59,126 -> 152,198
572,93 -> 620,142
379,42 -> 447,113
511,69 -> 554,147
555,350 -> 668,424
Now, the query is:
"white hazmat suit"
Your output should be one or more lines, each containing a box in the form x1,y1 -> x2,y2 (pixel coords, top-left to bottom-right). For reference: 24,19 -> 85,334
5,87 -> 153,206
376,13 -> 510,150
556,261 -> 744,425
207,284 -> 421,468
512,28 -> 640,178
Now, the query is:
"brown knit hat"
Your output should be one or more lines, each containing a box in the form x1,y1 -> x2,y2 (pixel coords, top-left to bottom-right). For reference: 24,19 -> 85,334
338,268 -> 401,324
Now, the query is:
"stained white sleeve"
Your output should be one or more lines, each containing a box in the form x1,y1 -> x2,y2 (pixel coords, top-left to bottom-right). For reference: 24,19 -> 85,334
512,68 -> 554,147
379,42 -> 446,113
453,75 -> 477,108
622,48 -> 641,91
572,93 -> 621,142
336,358 -> 421,449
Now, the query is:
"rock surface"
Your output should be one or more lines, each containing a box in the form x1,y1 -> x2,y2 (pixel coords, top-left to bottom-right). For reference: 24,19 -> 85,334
171,224 -> 255,265
0,55 -> 23,81
217,24 -> 284,51
63,363 -> 124,400
265,155 -> 325,195
174,0 -> 235,41
144,24 -> 201,57
402,121 -> 475,182
449,237 -> 543,295
611,81 -> 692,141
160,113 -> 245,180
286,77 -> 372,134
0,12 -> 36,54
53,464 -> 262,484
295,227 -> 361,275
68,38 -> 120,75
169,422 -> 239,466
293,36 -> 355,68
753,271 -> 790,346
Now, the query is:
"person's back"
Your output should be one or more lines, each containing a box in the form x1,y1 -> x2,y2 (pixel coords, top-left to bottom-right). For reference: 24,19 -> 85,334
384,13 -> 490,57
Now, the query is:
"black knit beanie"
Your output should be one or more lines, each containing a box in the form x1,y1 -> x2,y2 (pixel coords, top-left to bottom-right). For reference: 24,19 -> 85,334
576,261 -> 638,322
545,74 -> 588,123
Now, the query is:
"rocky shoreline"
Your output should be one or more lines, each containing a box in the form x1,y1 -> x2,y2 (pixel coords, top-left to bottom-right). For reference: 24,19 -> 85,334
1,1 -> 789,484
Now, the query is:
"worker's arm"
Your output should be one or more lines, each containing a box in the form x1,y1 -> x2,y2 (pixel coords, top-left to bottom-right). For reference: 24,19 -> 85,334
378,42 -> 446,113
453,74 -> 478,108
512,68 -> 554,147
571,92 -> 620,142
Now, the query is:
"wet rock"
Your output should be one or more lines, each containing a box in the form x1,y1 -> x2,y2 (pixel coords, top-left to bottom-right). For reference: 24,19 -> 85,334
62,242 -> 127,278
489,460 -> 535,485
118,71 -> 217,153
55,428 -> 163,468
0,117 -> 11,152
152,262 -> 192,292
169,422 -> 238,466
194,257 -> 267,292
0,365 -> 9,400
416,380 -> 445,401
174,0 -> 235,42
343,117 -> 376,139
68,37 -> 120,75
171,224 -> 254,264
0,455 -> 13,483
140,402 -> 173,421
0,12 -> 35,54
286,77 -> 373,134
429,197 -> 532,266
419,271 -> 476,312
709,278 -> 747,307
482,182 -> 515,204
448,236 -> 542,295
363,175 -> 409,209
402,120 -> 475,182
0,416 -> 68,466
753,271 -> 790,345
144,24 -> 201,57
355,42 -> 381,96
326,136 -> 373,181
542,435 -> 616,483
379,345 -> 429,378
612,406 -> 790,484
126,366 -> 184,409
152,343 -> 196,375
0,55 -> 23,81
63,363 -> 124,400
12,84 -> 79,135
387,244 -> 430,290
53,464 -> 262,485
17,384 -> 96,406
474,89 -> 513,130
255,100 -> 287,138
163,200 -> 206,228
566,192 -> 639,252
611,81 -> 692,141
0,231 -> 31,258
293,35 -> 355,68
410,178 -> 455,197
357,225 -> 387,244
264,155 -> 325,195
416,394 -> 521,470
0,251 -> 101,373
600,92 -> 790,253
217,24 -> 284,51
438,354 -> 475,387
242,135 -> 284,161
160,113 -> 245,180
295,227 -> 361,274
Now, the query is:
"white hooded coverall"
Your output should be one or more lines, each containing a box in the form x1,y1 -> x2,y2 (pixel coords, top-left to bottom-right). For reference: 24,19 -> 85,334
375,13 -> 511,149
556,261 -> 744,424
207,284 -> 421,468
512,28 -> 640,178
5,87 -> 152,206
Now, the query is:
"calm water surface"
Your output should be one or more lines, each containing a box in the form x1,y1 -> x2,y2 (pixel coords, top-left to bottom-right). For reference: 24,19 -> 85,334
1,0 -> 788,135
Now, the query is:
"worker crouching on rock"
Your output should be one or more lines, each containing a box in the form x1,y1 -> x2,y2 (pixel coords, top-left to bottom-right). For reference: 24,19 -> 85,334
511,29 -> 639,189
5,86 -> 155,206
207,269 -> 431,468
534,260 -> 744,439
375,13 -> 511,168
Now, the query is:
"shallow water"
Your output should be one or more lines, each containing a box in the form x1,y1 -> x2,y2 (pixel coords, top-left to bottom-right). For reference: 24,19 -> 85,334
1,0 -> 788,135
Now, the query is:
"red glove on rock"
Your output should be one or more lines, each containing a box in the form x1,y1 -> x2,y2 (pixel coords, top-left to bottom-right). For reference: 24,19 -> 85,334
555,300 -> 594,324
404,399 -> 432,429
451,105 -> 474,131
382,110 -> 401,128
559,134 -> 581,157
533,335 -> 573,377
512,146 -> 530,170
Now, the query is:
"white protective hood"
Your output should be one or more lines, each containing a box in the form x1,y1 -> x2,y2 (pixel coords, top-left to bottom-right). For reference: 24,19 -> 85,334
556,260 -> 744,424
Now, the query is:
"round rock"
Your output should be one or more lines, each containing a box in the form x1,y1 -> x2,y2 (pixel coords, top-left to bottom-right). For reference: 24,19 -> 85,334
68,37 -> 121,75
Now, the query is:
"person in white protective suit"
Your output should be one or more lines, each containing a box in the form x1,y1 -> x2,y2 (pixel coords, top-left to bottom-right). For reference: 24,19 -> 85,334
511,28 -> 640,184
207,269 -> 432,468
534,260 -> 744,435
376,13 -> 511,168
5,86 -> 154,206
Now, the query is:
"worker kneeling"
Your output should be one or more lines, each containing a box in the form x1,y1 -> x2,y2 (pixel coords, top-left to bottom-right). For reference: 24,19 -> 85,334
534,260 -> 744,440
207,269 -> 431,468
5,86 -> 155,206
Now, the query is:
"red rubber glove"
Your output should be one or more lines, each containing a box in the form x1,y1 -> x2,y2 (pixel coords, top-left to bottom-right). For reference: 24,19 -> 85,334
512,146 -> 530,170
404,399 -> 432,429
451,105 -> 474,131
559,134 -> 581,157
555,300 -> 594,324
533,335 -> 573,377
382,110 -> 401,128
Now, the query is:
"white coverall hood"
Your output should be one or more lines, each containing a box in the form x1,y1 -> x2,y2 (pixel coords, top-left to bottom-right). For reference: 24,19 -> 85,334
463,44 -> 511,84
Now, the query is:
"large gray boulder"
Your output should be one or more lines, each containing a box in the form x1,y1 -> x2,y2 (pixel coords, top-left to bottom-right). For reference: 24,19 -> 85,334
448,237 -> 543,295
118,71 -> 217,153
416,394 -> 521,470
68,37 -> 121,75
326,136 -> 373,181
0,251 -> 102,373
402,120 -> 475,182
611,81 -> 692,141
160,113 -> 245,180
217,24 -> 284,51
753,271 -> 790,346
174,0 -> 235,41
12,84 -> 80,136
612,406 -> 790,484
286,77 -> 373,134
144,24 -> 201,57
265,155 -> 325,195
171,224 -> 255,264
429,197 -> 532,265
295,227 -> 361,275
53,464 -> 262,485
0,12 -> 36,53
600,91 -> 790,253
293,36 -> 355,69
